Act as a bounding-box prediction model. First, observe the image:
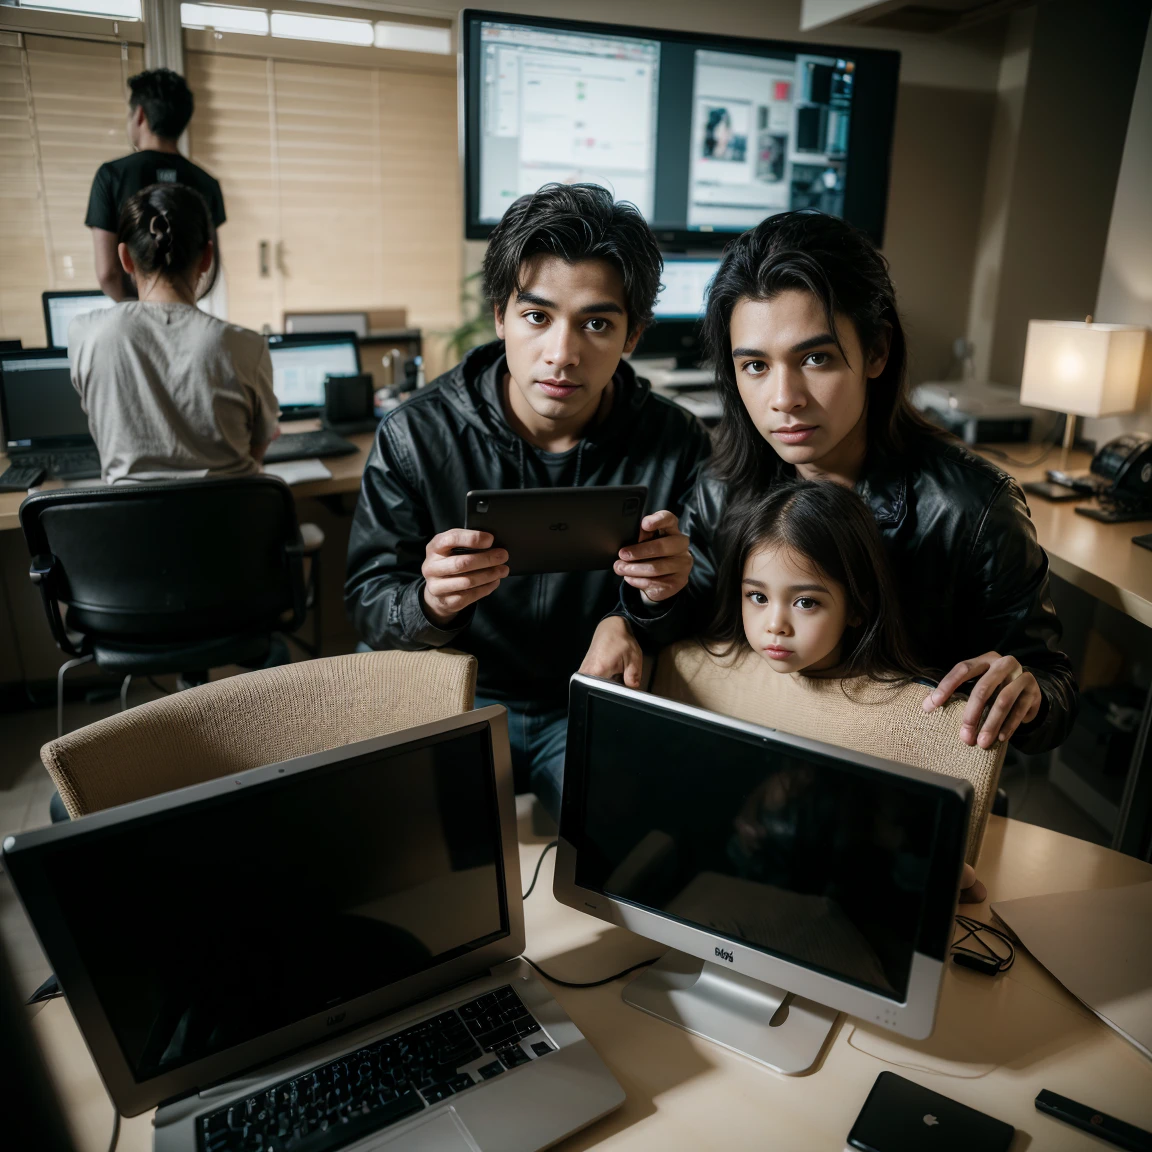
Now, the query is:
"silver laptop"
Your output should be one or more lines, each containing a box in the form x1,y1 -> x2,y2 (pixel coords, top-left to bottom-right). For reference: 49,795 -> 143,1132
2,706 -> 624,1151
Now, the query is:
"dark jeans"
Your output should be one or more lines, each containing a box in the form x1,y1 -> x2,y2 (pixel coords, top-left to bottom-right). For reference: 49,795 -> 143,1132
475,694 -> 567,823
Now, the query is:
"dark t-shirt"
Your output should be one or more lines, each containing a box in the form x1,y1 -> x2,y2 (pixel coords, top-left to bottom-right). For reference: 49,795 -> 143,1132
85,150 -> 226,232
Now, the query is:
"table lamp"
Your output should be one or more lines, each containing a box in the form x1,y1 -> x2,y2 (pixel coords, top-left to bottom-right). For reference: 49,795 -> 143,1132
1019,317 -> 1147,461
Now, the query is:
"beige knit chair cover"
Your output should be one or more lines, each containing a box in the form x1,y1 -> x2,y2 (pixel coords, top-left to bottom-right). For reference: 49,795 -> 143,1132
41,650 -> 478,818
651,641 -> 1005,864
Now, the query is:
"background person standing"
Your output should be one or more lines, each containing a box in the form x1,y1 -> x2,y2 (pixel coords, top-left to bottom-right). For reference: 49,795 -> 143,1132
86,68 -> 225,301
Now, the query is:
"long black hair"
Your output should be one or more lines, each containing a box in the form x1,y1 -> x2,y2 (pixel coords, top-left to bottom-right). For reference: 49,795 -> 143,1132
118,182 -> 217,299
704,210 -> 941,494
707,479 -> 921,683
482,183 -> 662,338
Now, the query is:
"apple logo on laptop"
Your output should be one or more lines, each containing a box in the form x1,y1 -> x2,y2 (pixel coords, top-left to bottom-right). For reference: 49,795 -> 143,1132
923,1114 -> 940,1127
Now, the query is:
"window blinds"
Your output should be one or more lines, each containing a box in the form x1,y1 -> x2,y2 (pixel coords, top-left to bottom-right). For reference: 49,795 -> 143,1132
0,32 -> 141,345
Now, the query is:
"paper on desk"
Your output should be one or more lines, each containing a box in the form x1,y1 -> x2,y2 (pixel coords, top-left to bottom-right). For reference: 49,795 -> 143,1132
263,459 -> 332,486
991,880 -> 1152,1060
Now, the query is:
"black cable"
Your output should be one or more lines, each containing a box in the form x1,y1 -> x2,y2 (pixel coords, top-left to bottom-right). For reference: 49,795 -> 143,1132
523,955 -> 661,989
107,1107 -> 120,1152
146,676 -> 172,695
976,420 -> 1064,469
522,840 -> 557,901
952,914 -> 1015,973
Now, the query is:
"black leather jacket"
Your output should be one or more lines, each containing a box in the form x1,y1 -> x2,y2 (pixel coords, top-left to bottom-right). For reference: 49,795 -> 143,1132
623,436 -> 1078,753
345,341 -> 711,703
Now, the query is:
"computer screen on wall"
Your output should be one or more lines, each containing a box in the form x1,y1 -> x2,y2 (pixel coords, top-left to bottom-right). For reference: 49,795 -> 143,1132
462,10 -> 900,247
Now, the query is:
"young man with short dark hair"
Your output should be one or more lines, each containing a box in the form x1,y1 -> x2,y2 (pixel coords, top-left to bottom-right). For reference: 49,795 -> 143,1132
86,68 -> 225,300
345,184 -> 710,819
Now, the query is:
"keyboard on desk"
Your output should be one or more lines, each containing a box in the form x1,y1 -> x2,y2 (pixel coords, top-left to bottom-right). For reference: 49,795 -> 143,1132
5,449 -> 101,481
265,430 -> 358,464
199,984 -> 551,1152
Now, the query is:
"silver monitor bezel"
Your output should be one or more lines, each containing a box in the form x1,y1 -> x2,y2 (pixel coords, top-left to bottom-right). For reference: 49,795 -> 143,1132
1,706 -> 522,1117
553,675 -> 971,1041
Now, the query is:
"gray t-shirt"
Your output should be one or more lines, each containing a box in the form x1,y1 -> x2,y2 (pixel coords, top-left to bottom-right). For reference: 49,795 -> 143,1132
69,302 -> 279,484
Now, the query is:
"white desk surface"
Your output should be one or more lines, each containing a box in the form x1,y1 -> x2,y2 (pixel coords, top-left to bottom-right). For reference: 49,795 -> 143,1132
31,814 -> 1152,1151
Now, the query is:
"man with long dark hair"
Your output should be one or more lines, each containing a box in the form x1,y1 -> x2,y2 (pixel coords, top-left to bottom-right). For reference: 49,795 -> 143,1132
346,184 -> 710,819
586,209 -> 1076,755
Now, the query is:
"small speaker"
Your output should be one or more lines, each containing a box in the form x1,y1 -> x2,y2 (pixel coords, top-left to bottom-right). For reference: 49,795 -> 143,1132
324,373 -> 374,425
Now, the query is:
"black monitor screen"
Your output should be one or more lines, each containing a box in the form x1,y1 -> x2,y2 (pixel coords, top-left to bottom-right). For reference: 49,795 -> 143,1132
1,356 -> 90,445
35,725 -> 508,1082
572,692 -> 960,1002
464,11 -> 899,245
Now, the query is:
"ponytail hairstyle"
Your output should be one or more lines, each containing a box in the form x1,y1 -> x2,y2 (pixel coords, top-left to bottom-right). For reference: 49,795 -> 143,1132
706,479 -> 922,684
118,182 -> 217,299
704,210 -> 942,496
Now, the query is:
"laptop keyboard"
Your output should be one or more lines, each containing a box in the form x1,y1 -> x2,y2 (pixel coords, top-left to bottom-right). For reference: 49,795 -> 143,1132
198,985 -> 552,1152
12,449 -> 101,480
264,430 -> 358,464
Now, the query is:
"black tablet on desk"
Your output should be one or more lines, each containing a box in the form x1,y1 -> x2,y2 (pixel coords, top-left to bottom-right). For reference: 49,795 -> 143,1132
464,486 -> 646,575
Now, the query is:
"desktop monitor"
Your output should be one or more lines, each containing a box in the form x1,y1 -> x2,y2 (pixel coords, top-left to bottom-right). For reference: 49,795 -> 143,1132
554,676 -> 970,1072
462,10 -> 900,247
1,707 -> 522,1117
633,255 -> 721,365
0,350 -> 92,449
42,291 -> 115,349
266,331 -> 362,414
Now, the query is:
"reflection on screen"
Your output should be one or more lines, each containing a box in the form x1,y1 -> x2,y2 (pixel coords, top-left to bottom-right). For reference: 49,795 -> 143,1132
1,357 -> 91,444
47,294 -> 115,349
269,341 -> 359,408
477,22 -> 661,223
41,725 -> 508,1082
653,259 -> 721,319
574,695 -> 945,1001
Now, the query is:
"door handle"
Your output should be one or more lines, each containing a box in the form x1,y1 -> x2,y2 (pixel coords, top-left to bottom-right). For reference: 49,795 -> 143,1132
259,240 -> 270,278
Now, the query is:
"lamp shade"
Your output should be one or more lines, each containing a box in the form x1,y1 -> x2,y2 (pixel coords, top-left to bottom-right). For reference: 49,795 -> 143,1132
1019,320 -> 1147,418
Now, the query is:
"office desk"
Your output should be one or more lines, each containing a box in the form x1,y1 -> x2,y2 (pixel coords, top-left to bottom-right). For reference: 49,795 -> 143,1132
30,815 -> 1152,1151
0,422 -> 374,532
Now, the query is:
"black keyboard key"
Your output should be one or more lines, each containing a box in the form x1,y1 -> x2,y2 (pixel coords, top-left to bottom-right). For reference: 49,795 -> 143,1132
448,1074 -> 474,1092
478,1061 -> 503,1080
498,1046 -> 531,1069
420,1083 -> 454,1104
531,1041 -> 553,1057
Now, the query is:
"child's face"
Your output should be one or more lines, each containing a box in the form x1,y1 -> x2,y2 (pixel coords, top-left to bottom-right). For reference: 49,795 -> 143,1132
741,543 -> 850,674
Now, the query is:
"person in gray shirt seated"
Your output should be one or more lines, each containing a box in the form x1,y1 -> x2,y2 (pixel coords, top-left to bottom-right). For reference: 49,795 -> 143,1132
69,183 -> 278,485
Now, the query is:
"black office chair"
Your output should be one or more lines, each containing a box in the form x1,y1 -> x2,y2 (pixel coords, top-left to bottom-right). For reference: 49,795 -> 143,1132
20,476 -> 319,736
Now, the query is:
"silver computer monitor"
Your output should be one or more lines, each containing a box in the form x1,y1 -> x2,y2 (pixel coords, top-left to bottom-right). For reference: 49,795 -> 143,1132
1,707 -> 522,1117
267,331 -> 361,413
554,675 -> 971,1073
284,311 -> 369,338
42,291 -> 115,349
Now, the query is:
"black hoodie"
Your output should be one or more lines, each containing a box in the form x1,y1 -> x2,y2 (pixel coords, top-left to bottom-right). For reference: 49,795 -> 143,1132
345,341 -> 712,704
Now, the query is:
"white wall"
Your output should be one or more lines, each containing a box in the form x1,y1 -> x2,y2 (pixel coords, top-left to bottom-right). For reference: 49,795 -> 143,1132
1084,15 -> 1152,445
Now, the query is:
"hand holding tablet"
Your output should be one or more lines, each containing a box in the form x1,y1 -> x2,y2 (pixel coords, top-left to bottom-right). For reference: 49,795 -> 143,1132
421,528 -> 509,626
614,508 -> 694,603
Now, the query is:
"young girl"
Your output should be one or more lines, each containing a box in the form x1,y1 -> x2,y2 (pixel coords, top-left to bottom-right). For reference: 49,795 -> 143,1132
707,478 -> 920,684
69,182 -> 278,484
708,477 -> 987,899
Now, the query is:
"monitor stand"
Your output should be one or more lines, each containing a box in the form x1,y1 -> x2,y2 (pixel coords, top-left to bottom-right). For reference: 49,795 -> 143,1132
622,950 -> 838,1074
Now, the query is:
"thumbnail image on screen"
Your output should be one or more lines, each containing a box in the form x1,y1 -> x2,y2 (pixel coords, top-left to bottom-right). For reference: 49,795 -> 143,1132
477,21 -> 661,224
653,258 -> 721,319
688,51 -> 854,231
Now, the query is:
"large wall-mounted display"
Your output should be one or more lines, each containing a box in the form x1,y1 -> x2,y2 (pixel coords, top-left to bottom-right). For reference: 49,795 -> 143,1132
461,10 -> 900,247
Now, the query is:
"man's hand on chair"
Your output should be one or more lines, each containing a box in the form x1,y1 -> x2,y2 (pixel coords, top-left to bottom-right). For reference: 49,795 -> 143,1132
959,862 -> 987,904
922,651 -> 1041,749
580,616 -> 644,689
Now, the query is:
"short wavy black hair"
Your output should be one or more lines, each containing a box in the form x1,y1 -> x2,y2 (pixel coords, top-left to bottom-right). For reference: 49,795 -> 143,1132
482,183 -> 662,337
128,68 -> 194,139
